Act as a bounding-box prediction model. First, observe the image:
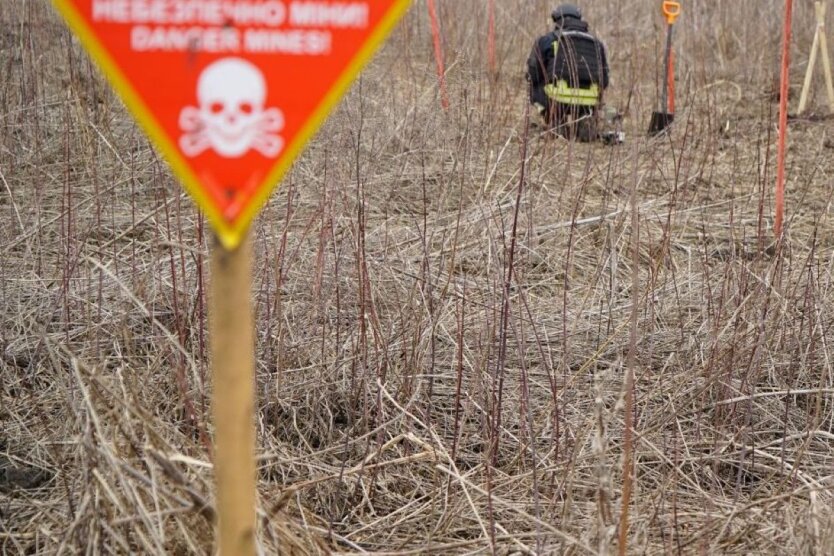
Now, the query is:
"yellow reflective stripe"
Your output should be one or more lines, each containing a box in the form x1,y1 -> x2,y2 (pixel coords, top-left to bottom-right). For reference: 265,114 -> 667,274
544,80 -> 600,106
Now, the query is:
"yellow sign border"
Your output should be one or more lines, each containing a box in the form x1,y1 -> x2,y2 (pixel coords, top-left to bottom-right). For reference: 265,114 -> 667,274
51,0 -> 413,249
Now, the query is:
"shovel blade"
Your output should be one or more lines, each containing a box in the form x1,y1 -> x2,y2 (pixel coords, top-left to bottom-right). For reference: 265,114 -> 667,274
648,112 -> 674,135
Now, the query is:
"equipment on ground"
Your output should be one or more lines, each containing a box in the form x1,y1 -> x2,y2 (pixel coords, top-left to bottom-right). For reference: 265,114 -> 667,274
649,1 -> 681,135
600,106 -> 625,144
600,131 -> 625,145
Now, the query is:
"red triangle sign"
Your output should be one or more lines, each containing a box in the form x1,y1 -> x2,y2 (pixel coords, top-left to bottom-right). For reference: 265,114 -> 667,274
52,0 -> 412,248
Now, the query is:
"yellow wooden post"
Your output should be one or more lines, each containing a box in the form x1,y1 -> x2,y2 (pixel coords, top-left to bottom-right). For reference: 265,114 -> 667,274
798,6 -> 822,113
210,231 -> 257,556
798,2 -> 834,114
816,2 -> 834,112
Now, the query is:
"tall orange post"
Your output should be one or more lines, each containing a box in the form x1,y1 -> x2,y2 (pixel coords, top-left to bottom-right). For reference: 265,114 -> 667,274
775,0 -> 794,238
487,0 -> 497,77
427,0 -> 450,109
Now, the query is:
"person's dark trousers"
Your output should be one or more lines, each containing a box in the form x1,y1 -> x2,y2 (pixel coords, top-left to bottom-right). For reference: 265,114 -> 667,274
547,103 -> 597,142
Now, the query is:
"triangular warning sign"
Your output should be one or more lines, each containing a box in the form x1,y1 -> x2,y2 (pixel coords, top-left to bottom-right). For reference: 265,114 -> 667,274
52,0 -> 412,248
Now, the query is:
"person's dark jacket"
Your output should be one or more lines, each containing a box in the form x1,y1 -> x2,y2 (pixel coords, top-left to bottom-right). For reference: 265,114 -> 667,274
527,16 -> 609,103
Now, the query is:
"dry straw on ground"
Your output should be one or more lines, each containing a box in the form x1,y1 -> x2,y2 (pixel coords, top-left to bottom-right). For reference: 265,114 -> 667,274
2,0 -> 834,553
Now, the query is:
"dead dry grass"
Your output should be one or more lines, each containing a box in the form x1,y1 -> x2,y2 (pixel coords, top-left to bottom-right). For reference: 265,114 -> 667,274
2,0 -> 834,554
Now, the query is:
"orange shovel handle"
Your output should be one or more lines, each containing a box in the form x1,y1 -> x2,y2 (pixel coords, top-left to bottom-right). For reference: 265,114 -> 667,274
662,1 -> 681,25
667,50 -> 675,113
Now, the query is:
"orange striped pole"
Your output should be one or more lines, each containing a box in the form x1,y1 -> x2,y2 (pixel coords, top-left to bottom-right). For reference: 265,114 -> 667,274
775,0 -> 794,238
427,0 -> 450,109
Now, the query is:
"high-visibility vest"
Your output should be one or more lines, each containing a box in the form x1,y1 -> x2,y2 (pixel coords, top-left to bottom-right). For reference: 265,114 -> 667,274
544,80 -> 600,106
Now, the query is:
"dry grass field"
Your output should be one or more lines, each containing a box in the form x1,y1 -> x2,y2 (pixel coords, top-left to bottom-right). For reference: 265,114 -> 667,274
3,0 -> 834,553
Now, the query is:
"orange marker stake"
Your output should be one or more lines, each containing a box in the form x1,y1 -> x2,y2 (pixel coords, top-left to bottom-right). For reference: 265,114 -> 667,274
775,0 -> 794,238
427,0 -> 450,109
487,0 -> 497,77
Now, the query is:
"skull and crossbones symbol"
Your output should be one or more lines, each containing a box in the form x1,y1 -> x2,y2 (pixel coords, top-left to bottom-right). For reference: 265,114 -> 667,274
179,57 -> 285,158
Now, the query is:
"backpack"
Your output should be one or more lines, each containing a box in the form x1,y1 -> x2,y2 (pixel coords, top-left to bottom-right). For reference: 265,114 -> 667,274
550,30 -> 608,89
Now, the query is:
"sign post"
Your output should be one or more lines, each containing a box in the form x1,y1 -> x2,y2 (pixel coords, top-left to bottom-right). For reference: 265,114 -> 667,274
210,231 -> 257,554
51,1 -> 413,552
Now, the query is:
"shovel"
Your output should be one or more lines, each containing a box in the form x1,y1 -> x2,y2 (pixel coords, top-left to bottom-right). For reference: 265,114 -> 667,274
649,1 -> 681,135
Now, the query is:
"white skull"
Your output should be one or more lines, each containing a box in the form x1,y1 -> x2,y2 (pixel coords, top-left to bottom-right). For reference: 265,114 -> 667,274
179,57 -> 285,159
197,58 -> 266,158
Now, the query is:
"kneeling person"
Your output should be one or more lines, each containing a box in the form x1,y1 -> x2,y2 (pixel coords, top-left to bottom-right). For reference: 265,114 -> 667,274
527,4 -> 609,141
